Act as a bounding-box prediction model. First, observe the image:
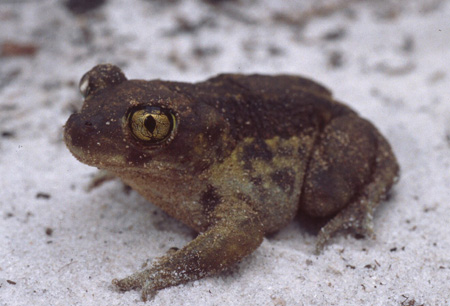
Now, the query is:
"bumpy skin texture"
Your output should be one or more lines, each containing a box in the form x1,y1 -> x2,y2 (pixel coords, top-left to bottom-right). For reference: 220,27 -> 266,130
64,64 -> 399,301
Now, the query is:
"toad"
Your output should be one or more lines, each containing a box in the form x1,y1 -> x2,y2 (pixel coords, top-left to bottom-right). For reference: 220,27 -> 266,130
64,64 -> 399,300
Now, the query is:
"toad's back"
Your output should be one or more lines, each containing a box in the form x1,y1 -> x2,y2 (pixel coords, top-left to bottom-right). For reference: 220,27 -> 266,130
167,74 -> 356,141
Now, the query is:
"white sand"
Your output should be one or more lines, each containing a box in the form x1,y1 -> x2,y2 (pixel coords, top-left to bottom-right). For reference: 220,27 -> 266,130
1,0 -> 449,305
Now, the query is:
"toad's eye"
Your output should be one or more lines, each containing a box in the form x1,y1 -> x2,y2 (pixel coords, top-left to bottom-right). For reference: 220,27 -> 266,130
128,107 -> 176,145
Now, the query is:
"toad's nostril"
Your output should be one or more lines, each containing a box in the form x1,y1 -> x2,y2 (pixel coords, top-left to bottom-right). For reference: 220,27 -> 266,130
64,113 -> 99,150
84,121 -> 93,126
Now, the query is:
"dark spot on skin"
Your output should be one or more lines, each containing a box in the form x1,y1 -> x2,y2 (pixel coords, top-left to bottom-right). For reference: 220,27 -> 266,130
236,192 -> 252,204
270,168 -> 296,195
250,176 -> 263,186
242,139 -> 273,170
200,184 -> 221,213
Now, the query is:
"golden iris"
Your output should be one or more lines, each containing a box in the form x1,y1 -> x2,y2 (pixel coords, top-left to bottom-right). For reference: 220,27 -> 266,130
128,107 -> 176,144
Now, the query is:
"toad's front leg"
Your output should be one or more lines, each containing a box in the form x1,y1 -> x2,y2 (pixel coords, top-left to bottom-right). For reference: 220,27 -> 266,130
113,201 -> 264,301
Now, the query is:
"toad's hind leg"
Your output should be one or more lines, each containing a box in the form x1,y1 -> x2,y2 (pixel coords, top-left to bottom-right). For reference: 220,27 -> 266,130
299,115 -> 399,253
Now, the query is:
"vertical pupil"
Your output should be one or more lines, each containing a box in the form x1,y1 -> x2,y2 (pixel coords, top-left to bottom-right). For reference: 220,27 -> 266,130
144,115 -> 157,133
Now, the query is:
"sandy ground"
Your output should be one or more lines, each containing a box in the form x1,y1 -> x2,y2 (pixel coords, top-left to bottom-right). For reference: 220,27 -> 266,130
1,0 -> 449,305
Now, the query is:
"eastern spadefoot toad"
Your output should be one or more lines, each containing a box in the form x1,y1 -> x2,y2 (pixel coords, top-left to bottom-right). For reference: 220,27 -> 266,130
64,64 -> 399,301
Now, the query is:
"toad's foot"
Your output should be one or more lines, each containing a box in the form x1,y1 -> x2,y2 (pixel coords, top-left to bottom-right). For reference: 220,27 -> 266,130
113,271 -> 156,302
315,197 -> 376,254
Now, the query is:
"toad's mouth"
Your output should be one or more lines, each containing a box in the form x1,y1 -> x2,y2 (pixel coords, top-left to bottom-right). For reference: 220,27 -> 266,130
64,111 -> 197,179
63,111 -> 155,175
63,118 -> 182,177
63,130 -> 126,168
64,131 -> 187,184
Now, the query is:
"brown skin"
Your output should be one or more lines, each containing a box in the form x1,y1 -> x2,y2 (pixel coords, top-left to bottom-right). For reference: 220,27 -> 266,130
64,64 -> 399,301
